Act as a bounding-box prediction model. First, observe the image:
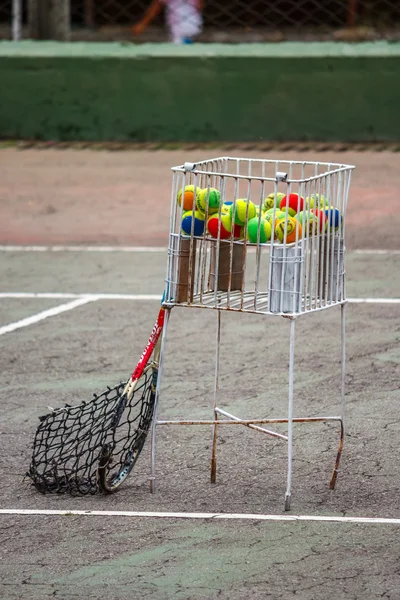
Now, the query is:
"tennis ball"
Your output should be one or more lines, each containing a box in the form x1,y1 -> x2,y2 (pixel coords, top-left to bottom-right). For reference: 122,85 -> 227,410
207,213 -> 232,240
247,216 -> 272,244
229,199 -> 257,226
311,208 -> 328,232
264,192 -> 285,211
181,210 -> 205,236
324,207 -> 342,230
221,202 -> 233,215
264,209 -> 286,224
177,185 -> 199,212
275,216 -> 302,244
306,194 -> 329,209
197,188 -> 221,215
234,225 -> 244,239
297,211 -> 320,236
279,193 -> 305,217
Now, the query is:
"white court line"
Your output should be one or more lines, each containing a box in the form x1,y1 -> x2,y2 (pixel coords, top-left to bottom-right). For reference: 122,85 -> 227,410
0,297 -> 96,336
1,508 -> 400,525
0,293 -> 160,301
0,245 -> 167,252
353,249 -> 400,255
0,293 -> 399,304
0,245 -> 399,255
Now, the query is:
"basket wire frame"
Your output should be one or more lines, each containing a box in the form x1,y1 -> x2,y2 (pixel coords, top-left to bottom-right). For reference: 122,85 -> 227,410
151,156 -> 354,510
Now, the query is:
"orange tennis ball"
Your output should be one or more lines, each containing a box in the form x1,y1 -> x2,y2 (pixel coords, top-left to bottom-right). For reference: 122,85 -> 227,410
280,193 -> 305,217
177,185 -> 199,211
275,216 -> 302,244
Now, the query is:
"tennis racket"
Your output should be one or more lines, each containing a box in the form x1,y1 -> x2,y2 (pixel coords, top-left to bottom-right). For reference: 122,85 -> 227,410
28,306 -> 166,495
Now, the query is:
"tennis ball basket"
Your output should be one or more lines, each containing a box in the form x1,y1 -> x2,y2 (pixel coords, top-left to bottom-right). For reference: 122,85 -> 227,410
152,156 -> 354,511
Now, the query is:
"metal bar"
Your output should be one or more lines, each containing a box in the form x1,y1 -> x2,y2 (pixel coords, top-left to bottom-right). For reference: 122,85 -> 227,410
329,419 -> 344,490
210,310 -> 221,483
215,408 -> 288,441
285,317 -> 296,511
156,416 -> 342,426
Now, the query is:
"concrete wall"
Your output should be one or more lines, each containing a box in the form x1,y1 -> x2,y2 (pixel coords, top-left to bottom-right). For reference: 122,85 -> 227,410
1,41 -> 399,142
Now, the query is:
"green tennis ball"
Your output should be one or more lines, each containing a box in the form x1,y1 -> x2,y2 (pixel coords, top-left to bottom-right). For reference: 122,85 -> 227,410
247,216 -> 272,244
181,210 -> 205,236
230,199 -> 257,226
197,188 -> 221,214
306,194 -> 329,209
264,192 -> 285,211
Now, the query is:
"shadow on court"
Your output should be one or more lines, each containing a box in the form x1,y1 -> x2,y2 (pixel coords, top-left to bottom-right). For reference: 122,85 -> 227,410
0,248 -> 399,599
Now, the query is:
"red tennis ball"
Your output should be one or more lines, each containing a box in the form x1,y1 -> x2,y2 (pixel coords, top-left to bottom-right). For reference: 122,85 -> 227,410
280,194 -> 305,217
311,208 -> 328,232
233,224 -> 244,239
207,214 -> 231,240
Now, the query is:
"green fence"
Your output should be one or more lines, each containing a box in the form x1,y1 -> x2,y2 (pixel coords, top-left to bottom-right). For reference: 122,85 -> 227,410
1,41 -> 399,142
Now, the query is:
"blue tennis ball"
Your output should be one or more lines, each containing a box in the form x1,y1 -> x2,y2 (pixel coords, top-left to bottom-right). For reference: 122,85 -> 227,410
324,207 -> 342,230
181,210 -> 205,236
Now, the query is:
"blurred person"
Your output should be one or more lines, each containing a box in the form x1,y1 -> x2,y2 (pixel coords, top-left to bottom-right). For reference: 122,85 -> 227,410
132,0 -> 204,44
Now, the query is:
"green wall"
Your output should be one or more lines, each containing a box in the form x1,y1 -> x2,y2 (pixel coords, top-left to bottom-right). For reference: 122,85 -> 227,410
1,41 -> 399,142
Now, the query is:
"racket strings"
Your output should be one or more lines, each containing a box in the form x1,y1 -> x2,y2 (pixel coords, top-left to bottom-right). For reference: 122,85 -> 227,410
28,369 -> 154,495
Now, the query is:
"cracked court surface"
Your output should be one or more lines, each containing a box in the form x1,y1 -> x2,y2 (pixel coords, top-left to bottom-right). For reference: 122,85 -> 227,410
0,147 -> 400,599
0,246 -> 399,600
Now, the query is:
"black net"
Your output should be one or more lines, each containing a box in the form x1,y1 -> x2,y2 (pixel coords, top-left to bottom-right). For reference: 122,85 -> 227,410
28,368 -> 156,495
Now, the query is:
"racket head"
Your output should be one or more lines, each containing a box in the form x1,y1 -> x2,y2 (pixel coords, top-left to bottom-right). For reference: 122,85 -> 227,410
97,364 -> 157,492
28,367 -> 157,495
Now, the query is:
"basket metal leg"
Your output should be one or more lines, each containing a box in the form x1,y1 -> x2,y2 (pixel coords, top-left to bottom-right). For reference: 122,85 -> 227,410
329,302 -> 346,489
284,317 -> 296,511
210,310 -> 222,483
149,307 -> 171,493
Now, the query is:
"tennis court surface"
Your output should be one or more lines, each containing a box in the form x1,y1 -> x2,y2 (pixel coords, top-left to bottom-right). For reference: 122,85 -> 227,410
0,147 -> 400,599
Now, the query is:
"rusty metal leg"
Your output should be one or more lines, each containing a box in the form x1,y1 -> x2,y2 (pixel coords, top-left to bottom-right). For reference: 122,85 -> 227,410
284,317 -> 296,511
210,310 -> 221,483
330,419 -> 344,489
150,307 -> 171,493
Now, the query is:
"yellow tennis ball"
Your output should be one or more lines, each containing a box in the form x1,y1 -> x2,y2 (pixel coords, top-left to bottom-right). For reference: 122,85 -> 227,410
230,199 -> 257,226
306,194 -> 329,209
177,185 -> 199,211
197,188 -> 221,214
264,209 -> 286,223
264,192 -> 285,211
274,216 -> 302,244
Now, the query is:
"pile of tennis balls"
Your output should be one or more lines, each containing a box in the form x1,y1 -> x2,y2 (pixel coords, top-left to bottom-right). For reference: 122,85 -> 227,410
177,186 -> 342,245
